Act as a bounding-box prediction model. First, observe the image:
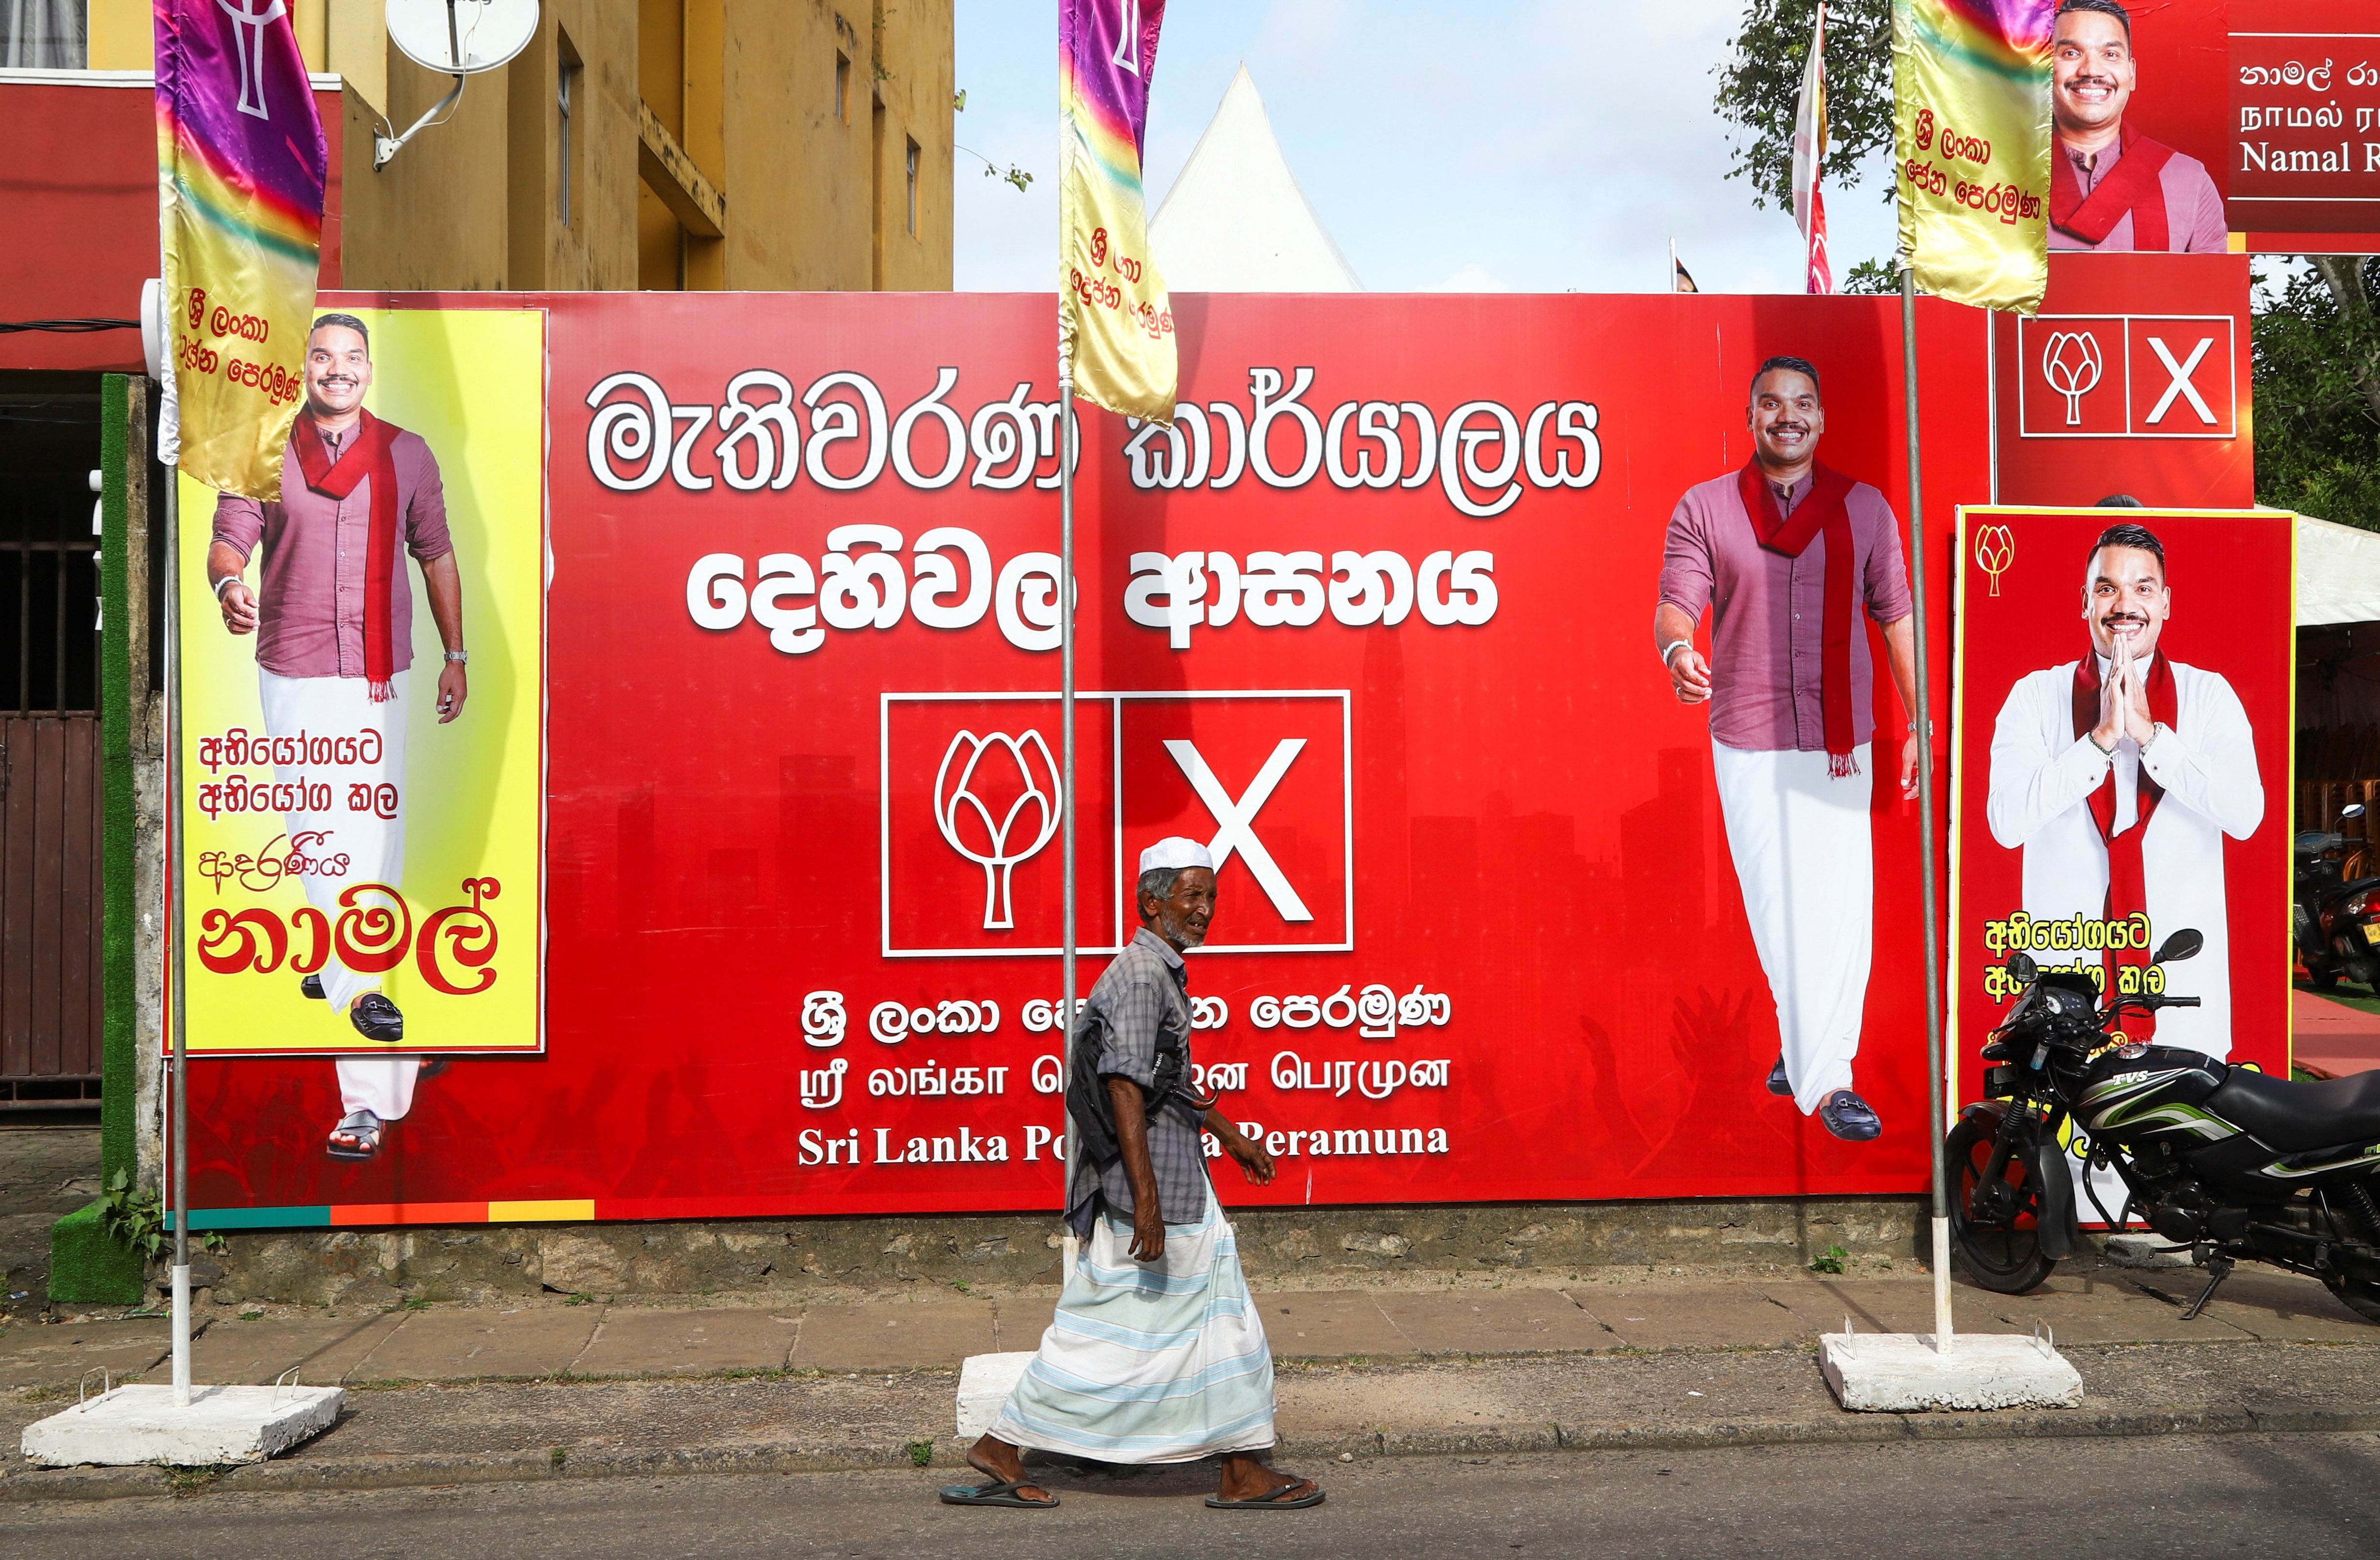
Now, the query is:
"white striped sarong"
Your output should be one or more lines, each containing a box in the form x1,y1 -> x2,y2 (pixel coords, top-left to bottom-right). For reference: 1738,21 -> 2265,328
989,1186 -> 1275,1463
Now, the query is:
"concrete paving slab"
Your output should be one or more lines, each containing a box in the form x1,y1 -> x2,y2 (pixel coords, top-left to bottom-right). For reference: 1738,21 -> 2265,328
1376,1290 -> 1617,1355
189,1312 -> 410,1386
1820,1332 -> 2083,1412
347,1307 -> 599,1382
990,1295 -> 1055,1353
1967,1270 -> 2256,1344
1569,1285 -> 1807,1351
1252,1292 -> 1407,1359
570,1307 -> 799,1376
1770,1277 -> 1956,1337
0,1317 -> 175,1389
2124,1268 -> 2380,1343
20,1382 -> 343,1466
791,1301 -> 996,1370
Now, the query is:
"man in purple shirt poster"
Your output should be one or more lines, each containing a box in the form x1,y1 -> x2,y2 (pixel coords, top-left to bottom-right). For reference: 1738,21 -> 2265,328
2047,0 -> 2227,254
1654,357 -> 1921,1141
210,314 -> 469,1163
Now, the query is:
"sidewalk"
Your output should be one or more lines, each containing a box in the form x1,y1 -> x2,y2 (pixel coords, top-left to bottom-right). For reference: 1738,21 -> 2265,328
8,1255 -> 2379,1500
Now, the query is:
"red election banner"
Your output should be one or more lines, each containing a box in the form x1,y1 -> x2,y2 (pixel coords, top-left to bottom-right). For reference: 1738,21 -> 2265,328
1948,507 -> 2293,1167
178,290 -> 1988,1229
1993,253 -> 2254,510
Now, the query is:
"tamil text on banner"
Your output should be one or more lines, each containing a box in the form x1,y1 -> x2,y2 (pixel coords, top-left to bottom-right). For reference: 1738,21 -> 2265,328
175,307 -> 548,1073
1949,504 -> 2291,1218
1059,0 -> 1175,422
1894,0 -> 2054,312
155,0 -> 328,496
172,289 -> 1990,1227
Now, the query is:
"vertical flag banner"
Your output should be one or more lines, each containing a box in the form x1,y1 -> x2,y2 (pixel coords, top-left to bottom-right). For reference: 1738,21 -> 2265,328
1059,0 -> 1175,423
156,0 -> 327,496
1793,0 -> 1834,295
1892,0 -> 2054,313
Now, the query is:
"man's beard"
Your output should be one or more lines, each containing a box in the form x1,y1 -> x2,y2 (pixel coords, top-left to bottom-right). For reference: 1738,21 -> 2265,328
1159,910 -> 1208,948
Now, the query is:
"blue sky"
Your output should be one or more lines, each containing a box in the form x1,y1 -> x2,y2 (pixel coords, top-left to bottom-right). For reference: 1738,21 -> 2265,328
953,0 -> 1900,294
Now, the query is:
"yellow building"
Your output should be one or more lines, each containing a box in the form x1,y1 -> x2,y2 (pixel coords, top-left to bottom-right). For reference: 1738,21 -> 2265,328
85,0 -> 954,292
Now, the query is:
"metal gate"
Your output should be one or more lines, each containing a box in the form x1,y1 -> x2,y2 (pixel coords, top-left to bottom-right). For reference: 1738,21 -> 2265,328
0,538 -> 102,1105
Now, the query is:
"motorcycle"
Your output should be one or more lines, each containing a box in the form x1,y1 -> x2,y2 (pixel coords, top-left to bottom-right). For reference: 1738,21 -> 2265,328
1949,926 -> 2380,1323
2294,802 -> 2380,993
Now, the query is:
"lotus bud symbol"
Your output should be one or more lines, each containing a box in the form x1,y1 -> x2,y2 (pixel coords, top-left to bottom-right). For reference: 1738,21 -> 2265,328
2042,331 -> 2104,426
934,730 -> 1064,931
1975,525 -> 2015,596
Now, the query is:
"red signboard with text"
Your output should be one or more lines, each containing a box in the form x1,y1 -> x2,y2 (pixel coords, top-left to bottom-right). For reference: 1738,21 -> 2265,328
178,290 -> 1991,1228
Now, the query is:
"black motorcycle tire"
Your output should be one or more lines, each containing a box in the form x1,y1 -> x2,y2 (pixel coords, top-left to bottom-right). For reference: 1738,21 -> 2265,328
1946,1113 -> 2059,1294
2308,967 -> 2340,990
2324,1274 -> 2380,1324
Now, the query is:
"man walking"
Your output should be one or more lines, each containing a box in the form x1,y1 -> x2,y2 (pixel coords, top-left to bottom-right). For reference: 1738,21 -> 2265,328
1655,356 -> 1920,1141
944,838 -> 1321,1512
211,313 -> 468,1163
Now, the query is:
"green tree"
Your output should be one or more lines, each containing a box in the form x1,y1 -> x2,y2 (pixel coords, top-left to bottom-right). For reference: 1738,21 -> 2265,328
2254,258 -> 2380,529
1713,0 -> 1894,212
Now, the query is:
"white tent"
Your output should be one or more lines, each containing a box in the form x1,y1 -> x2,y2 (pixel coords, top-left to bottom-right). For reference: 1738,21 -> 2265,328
1149,64 -> 1360,293
2297,512 -> 2380,626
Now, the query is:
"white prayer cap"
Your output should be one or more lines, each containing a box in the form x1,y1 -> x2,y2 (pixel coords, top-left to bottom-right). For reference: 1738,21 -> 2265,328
1138,836 -> 1214,874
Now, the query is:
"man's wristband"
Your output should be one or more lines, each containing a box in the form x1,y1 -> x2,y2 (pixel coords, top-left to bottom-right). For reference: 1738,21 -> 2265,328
211,574 -> 240,601
1659,638 -> 1692,669
443,649 -> 468,664
2087,730 -> 2115,758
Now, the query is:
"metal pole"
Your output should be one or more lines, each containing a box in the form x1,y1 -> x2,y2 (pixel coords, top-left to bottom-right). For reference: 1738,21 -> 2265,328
1059,362 -> 1076,1052
164,468 -> 191,1405
1901,267 -> 1952,1352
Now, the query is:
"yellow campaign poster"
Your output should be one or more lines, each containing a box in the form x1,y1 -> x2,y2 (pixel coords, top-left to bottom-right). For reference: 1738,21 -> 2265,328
176,307 -> 546,1056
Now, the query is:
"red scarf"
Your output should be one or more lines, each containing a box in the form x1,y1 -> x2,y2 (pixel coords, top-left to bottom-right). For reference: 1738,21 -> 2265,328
1738,461 -> 1860,775
291,410 -> 402,702
2071,649 -> 2177,1036
2050,122 -> 2173,251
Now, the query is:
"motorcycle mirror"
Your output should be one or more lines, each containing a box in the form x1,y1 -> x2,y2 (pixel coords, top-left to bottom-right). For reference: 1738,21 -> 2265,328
2154,928 -> 2203,964
2008,951 -> 2037,984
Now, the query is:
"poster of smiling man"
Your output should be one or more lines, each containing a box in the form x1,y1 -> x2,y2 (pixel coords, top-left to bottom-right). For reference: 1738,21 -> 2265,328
1950,506 -> 2292,1207
177,307 -> 548,1166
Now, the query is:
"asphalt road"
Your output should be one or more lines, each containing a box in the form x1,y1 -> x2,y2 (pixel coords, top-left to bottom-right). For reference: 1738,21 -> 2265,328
8,1432 -> 2380,1559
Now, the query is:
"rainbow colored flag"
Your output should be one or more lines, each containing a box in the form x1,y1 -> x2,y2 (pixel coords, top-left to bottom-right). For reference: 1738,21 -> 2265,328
1059,0 -> 1175,424
155,0 -> 327,496
1892,0 -> 2054,313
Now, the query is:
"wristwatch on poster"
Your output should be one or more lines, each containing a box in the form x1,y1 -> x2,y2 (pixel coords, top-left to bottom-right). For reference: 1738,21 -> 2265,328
444,650 -> 469,664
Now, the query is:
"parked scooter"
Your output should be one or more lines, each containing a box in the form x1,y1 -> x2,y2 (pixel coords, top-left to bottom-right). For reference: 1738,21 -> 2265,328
1951,927 -> 2380,1323
2295,803 -> 2380,992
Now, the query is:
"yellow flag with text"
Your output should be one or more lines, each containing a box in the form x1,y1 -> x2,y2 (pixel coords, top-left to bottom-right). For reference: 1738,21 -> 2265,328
1892,0 -> 2053,314
1059,0 -> 1175,423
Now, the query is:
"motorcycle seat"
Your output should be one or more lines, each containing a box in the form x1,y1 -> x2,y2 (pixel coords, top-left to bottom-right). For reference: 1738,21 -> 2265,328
2206,1066 -> 2380,1154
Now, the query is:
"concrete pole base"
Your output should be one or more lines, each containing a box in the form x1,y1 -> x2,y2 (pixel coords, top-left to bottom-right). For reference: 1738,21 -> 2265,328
1820,1332 -> 2083,1412
21,1383 -> 344,1467
956,1351 -> 1039,1439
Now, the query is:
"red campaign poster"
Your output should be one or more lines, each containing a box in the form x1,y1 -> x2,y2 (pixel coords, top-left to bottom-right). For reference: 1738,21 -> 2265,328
1993,252 -> 2253,510
2038,0 -> 2380,254
1948,506 -> 2294,1138
179,290 -> 1990,1229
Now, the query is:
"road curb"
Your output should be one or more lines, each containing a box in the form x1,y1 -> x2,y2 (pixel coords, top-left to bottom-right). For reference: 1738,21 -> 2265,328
8,1402 -> 2380,1502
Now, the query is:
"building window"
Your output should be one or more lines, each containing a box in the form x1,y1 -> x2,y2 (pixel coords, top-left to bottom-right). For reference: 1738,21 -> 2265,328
557,44 -> 582,230
1,0 -> 86,67
906,137 -> 920,237
835,51 -> 849,123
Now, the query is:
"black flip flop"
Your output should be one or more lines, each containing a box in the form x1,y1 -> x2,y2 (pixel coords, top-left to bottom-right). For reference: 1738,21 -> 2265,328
1206,1480 -> 1325,1510
938,1478 -> 1058,1509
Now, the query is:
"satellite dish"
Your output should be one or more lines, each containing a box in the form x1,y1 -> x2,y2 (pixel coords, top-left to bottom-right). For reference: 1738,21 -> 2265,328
386,0 -> 539,76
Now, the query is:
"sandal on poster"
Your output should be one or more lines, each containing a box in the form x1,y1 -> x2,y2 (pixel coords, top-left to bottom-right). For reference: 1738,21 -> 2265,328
301,975 -> 325,1000
326,1110 -> 382,1161
938,1479 -> 1058,1509
349,992 -> 404,1042
1205,1479 -> 1325,1511
1767,1054 -> 1791,1096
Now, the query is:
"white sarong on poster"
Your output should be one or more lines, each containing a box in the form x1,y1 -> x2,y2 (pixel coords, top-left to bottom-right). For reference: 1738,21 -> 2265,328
257,665 -> 423,1121
989,1185 -> 1275,1463
1712,737 -> 1873,1114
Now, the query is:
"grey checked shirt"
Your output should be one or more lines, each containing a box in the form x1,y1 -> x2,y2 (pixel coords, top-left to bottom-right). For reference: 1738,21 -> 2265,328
1067,927 -> 1211,1228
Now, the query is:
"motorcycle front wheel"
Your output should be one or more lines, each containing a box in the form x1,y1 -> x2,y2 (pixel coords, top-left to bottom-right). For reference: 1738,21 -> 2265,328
2324,1273 -> 2380,1324
1946,1113 -> 2058,1294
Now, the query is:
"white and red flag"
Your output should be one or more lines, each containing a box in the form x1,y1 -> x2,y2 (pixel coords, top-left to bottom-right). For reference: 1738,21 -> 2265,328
1791,0 -> 1833,295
